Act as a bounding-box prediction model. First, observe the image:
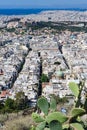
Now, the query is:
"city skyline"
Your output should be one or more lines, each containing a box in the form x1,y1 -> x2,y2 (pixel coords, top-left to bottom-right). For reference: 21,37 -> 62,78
0,0 -> 87,9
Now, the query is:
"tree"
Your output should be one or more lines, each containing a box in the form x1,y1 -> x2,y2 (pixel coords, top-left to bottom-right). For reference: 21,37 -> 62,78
41,74 -> 49,82
0,101 -> 4,111
54,61 -> 61,65
15,91 -> 28,110
50,94 -> 68,104
4,98 -> 15,112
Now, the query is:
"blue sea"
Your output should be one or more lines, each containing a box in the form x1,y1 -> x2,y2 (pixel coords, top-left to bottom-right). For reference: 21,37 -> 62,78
0,8 -> 86,15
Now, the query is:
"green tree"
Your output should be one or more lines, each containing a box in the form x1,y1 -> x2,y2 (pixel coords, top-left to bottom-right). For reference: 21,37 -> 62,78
0,101 -> 4,109
0,101 -> 4,113
4,98 -> 15,112
50,94 -> 68,104
15,91 -> 28,110
41,74 -> 49,82
54,61 -> 61,65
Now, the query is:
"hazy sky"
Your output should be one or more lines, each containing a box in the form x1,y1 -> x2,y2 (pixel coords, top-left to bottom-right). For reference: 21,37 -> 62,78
0,0 -> 87,8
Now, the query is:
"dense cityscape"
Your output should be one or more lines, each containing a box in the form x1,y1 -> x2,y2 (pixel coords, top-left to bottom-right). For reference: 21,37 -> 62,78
0,10 -> 87,129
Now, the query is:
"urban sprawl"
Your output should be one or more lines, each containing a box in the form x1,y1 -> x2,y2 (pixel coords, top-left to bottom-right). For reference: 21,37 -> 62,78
0,11 -> 87,108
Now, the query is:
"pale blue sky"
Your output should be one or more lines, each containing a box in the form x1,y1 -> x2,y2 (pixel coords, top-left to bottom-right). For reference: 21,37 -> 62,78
0,0 -> 87,8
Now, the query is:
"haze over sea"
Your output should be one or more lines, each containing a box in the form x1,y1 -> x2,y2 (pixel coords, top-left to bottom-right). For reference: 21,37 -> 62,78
0,8 -> 87,15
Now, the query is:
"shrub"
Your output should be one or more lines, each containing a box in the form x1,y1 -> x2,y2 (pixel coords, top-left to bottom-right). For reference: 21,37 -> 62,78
32,81 -> 87,130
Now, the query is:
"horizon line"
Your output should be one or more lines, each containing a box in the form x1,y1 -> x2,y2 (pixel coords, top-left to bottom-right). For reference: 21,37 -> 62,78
0,7 -> 87,9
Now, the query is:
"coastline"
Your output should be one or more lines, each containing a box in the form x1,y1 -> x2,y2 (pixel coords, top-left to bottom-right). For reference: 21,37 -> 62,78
0,9 -> 87,23
0,8 -> 87,16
